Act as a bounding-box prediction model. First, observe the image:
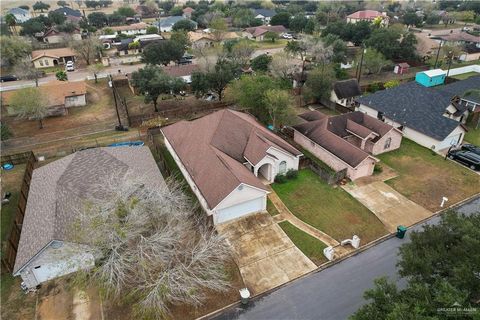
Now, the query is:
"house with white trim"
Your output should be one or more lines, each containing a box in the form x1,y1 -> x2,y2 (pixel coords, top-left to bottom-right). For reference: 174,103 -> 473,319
161,109 -> 302,224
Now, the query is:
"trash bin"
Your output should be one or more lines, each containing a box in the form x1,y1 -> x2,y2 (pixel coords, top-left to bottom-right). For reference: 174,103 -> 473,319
239,288 -> 250,305
396,225 -> 407,239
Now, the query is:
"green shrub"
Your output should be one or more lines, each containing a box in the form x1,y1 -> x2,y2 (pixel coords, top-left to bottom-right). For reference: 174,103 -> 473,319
285,169 -> 298,180
275,174 -> 287,183
373,164 -> 383,174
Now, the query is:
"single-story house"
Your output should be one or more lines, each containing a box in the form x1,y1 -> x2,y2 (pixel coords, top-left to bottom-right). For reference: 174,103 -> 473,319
156,16 -> 197,33
189,30 -> 240,47
163,64 -> 199,83
182,7 -> 195,19
13,147 -> 164,289
7,7 -> 31,23
394,62 -> 410,75
110,22 -> 148,36
42,27 -> 82,44
330,79 -> 362,108
244,25 -> 287,41
161,109 -> 302,224
116,37 -> 163,64
355,76 -> 480,152
2,81 -> 87,116
346,10 -> 389,25
293,110 -> 401,180
31,47 -> 76,69
253,9 -> 276,24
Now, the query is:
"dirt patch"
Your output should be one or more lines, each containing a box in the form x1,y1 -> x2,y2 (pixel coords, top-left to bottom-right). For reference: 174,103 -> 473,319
0,277 -> 37,320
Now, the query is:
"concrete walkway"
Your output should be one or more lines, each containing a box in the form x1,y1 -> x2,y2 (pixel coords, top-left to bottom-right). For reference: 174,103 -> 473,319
342,181 -> 434,233
268,191 -> 340,247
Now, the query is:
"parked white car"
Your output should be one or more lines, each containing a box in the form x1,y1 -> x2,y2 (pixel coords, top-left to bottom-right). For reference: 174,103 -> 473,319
66,61 -> 75,72
281,33 -> 293,39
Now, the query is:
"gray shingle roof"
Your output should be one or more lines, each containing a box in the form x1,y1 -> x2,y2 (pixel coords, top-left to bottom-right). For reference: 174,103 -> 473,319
254,9 -> 276,17
333,79 -> 362,100
14,147 -> 164,274
356,77 -> 480,141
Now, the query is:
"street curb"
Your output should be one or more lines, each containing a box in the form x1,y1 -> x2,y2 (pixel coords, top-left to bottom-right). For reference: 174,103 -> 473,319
197,193 -> 480,320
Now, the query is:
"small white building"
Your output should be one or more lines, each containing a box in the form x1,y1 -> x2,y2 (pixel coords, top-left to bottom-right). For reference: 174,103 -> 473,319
109,22 -> 148,36
13,147 -> 165,289
161,109 -> 302,224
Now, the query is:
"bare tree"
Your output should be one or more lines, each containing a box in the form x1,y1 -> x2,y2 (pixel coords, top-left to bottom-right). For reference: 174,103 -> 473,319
269,52 -> 300,80
70,175 -> 231,318
229,39 -> 255,68
70,37 -> 103,65
14,57 -> 40,87
193,46 -> 224,73
10,87 -> 49,128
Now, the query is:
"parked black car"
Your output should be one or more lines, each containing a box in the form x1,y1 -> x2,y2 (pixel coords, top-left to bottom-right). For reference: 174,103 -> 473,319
0,75 -> 18,82
461,144 -> 480,156
447,149 -> 480,171
177,58 -> 193,65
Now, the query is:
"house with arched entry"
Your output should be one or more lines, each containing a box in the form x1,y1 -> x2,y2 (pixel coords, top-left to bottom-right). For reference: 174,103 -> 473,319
161,109 -> 302,224
31,48 -> 76,69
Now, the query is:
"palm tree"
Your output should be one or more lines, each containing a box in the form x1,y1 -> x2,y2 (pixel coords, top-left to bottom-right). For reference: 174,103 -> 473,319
5,14 -> 17,35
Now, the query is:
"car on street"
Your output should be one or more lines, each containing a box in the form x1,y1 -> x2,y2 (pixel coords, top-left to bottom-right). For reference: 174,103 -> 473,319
447,149 -> 480,171
66,61 -> 75,71
0,75 -> 18,82
461,144 -> 480,156
281,33 -> 293,39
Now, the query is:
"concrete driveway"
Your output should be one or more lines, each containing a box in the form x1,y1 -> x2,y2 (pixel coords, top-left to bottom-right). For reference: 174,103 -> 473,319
217,212 -> 316,295
343,181 -> 434,233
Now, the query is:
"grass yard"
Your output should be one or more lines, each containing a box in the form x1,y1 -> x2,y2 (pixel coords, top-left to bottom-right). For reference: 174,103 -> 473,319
451,72 -> 479,81
378,139 -> 480,211
253,39 -> 288,49
267,198 -> 279,216
465,125 -> 480,145
272,170 -> 388,243
279,221 -> 328,266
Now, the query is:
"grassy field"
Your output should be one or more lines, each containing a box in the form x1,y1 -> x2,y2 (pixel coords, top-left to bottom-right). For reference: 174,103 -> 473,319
252,39 -> 288,49
272,170 -> 387,243
279,221 -> 328,266
267,198 -> 279,216
465,125 -> 480,145
451,72 -> 479,81
379,139 -> 480,211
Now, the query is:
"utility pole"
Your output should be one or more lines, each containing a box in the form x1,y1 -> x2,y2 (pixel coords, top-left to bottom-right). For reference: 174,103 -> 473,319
446,51 -> 454,78
108,74 -> 126,131
357,47 -> 366,84
433,40 -> 443,69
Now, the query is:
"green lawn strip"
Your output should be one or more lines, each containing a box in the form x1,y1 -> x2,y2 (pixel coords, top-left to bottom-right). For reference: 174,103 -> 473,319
279,221 -> 328,265
272,170 -> 387,243
378,138 -> 480,210
464,121 -> 479,145
451,72 -> 479,81
267,198 -> 279,216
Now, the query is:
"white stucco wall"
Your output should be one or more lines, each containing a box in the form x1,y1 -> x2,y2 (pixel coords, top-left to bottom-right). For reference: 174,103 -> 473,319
65,94 -> 86,108
17,241 -> 95,289
356,104 -> 465,152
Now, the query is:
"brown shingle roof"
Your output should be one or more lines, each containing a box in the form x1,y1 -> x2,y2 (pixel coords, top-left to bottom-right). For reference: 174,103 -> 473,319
347,10 -> 384,20
162,64 -> 199,77
161,109 -> 301,209
1,81 -> 87,107
13,147 -> 165,274
31,47 -> 76,60
293,111 -> 395,167
110,22 -> 148,32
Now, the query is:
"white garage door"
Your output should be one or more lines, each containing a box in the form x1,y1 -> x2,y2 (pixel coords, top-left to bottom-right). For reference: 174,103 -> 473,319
32,252 -> 95,284
215,197 -> 265,224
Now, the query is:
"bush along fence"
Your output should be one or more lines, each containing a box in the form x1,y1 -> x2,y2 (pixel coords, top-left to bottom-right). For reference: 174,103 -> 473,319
1,152 -> 36,273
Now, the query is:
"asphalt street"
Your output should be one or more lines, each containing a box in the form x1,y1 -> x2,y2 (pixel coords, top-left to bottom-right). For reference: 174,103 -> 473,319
213,196 -> 480,320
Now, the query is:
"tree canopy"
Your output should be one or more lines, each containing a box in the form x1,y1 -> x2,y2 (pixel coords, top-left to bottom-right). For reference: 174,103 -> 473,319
142,40 -> 184,66
172,19 -> 197,32
251,54 -> 272,72
9,87 -> 49,128
32,1 -> 50,12
351,211 -> 480,320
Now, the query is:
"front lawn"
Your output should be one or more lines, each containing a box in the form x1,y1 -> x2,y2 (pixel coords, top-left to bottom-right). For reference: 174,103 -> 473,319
451,72 -> 479,81
464,125 -> 480,145
378,139 -> 480,211
272,170 -> 387,243
267,198 -> 279,216
279,221 -> 328,266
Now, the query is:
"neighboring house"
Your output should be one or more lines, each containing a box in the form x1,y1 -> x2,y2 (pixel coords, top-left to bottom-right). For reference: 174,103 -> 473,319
415,69 -> 446,87
7,7 -> 31,23
163,64 -> 199,83
2,81 -> 87,116
31,47 -> 76,69
13,147 -> 165,289
116,38 -> 163,64
394,62 -> 410,75
293,110 -> 401,180
346,10 -> 388,25
42,27 -> 82,44
156,16 -> 197,32
355,76 -> 480,152
330,79 -> 362,108
253,9 -> 276,24
182,7 -> 195,19
161,109 -> 302,224
433,31 -> 480,62
110,22 -> 148,36
244,25 -> 287,41
189,30 -> 239,47
52,7 -> 82,24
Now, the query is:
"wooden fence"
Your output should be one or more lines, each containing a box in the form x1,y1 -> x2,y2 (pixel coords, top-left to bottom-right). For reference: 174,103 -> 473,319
1,152 -> 37,273
1,151 -> 36,166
